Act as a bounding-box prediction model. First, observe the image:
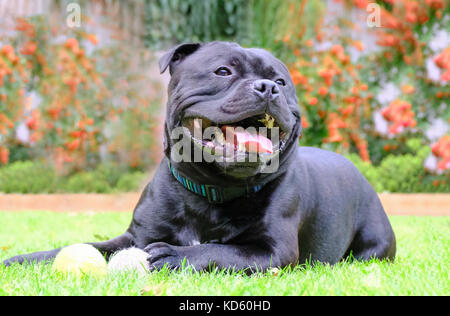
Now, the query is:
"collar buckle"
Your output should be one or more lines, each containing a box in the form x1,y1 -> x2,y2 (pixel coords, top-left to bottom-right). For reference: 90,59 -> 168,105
205,185 -> 224,204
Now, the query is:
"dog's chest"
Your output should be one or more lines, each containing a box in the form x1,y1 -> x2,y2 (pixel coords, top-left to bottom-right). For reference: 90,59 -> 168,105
173,206 -> 250,246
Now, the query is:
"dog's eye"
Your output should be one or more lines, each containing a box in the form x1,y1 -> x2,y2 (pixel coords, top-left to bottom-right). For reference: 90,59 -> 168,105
172,53 -> 182,62
215,67 -> 232,76
275,79 -> 286,86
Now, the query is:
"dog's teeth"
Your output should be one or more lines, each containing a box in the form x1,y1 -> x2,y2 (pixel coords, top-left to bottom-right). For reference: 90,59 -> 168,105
193,119 -> 203,136
215,130 -> 225,145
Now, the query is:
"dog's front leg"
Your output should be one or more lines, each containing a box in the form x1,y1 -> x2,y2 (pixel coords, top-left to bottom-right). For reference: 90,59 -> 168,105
144,242 -> 296,273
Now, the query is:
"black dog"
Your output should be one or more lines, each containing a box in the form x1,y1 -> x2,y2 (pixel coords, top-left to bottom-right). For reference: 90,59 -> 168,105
3,42 -> 396,272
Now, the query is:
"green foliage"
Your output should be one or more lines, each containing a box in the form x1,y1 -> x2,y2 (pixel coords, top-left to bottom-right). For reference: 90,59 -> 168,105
64,172 -> 111,193
142,0 -> 308,58
0,161 -> 57,193
347,139 -> 449,193
346,154 -> 382,192
7,144 -> 32,163
0,162 -> 147,193
115,172 -> 146,192
143,0 -> 249,48
93,164 -> 124,189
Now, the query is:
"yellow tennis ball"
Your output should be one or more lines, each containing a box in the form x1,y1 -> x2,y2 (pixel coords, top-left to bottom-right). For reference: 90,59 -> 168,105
52,244 -> 107,277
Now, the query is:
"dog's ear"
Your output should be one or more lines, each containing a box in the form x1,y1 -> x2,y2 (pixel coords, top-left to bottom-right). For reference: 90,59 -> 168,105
159,43 -> 202,75
163,122 -> 171,158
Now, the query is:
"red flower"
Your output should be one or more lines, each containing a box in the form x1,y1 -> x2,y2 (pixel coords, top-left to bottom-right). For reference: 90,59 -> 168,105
377,34 -> 397,47
1,45 -> 14,56
309,97 -> 318,106
318,69 -> 335,86
26,110 -> 40,130
65,38 -> 80,54
352,40 -> 364,52
431,135 -> 450,170
426,0 -> 444,10
290,69 -> 308,86
70,131 -> 83,138
301,116 -> 309,128
434,47 -> 450,81
66,139 -> 81,151
20,42 -> 37,55
0,147 -> 9,165
318,86 -> 328,96
86,34 -> 99,45
381,100 -> 416,134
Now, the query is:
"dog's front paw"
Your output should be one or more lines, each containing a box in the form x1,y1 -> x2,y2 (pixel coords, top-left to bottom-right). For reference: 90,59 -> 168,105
144,242 -> 184,271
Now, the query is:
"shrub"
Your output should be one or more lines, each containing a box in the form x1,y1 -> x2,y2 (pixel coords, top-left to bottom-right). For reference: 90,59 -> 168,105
347,139 -> 449,193
115,172 -> 147,192
346,154 -> 382,192
93,163 -> 124,189
0,161 -> 147,193
64,172 -> 111,193
0,161 -> 57,193
0,161 -> 148,194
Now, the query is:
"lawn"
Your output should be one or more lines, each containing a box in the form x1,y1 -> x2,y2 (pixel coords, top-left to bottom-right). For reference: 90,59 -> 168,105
0,212 -> 448,296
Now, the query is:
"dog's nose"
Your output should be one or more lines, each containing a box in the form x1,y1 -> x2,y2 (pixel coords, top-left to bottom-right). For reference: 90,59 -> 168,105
253,80 -> 279,100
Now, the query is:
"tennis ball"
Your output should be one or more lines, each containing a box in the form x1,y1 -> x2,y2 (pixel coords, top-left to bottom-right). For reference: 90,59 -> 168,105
52,243 -> 107,277
108,248 -> 149,275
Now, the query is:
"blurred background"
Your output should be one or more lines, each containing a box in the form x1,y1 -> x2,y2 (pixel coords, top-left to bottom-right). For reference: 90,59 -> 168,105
0,0 -> 448,194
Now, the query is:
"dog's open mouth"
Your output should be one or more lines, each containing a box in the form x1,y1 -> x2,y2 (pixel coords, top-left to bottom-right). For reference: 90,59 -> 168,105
182,114 -> 289,157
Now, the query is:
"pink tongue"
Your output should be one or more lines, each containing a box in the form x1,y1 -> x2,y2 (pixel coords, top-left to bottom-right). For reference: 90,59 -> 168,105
222,126 -> 273,154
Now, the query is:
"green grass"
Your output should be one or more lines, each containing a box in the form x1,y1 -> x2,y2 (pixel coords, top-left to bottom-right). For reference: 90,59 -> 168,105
0,212 -> 449,296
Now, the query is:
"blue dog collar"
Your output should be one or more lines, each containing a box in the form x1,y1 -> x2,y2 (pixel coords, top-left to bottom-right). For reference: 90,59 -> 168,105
168,161 -> 264,204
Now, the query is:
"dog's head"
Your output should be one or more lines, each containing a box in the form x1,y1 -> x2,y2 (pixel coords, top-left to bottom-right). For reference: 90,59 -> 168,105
160,42 -> 301,180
